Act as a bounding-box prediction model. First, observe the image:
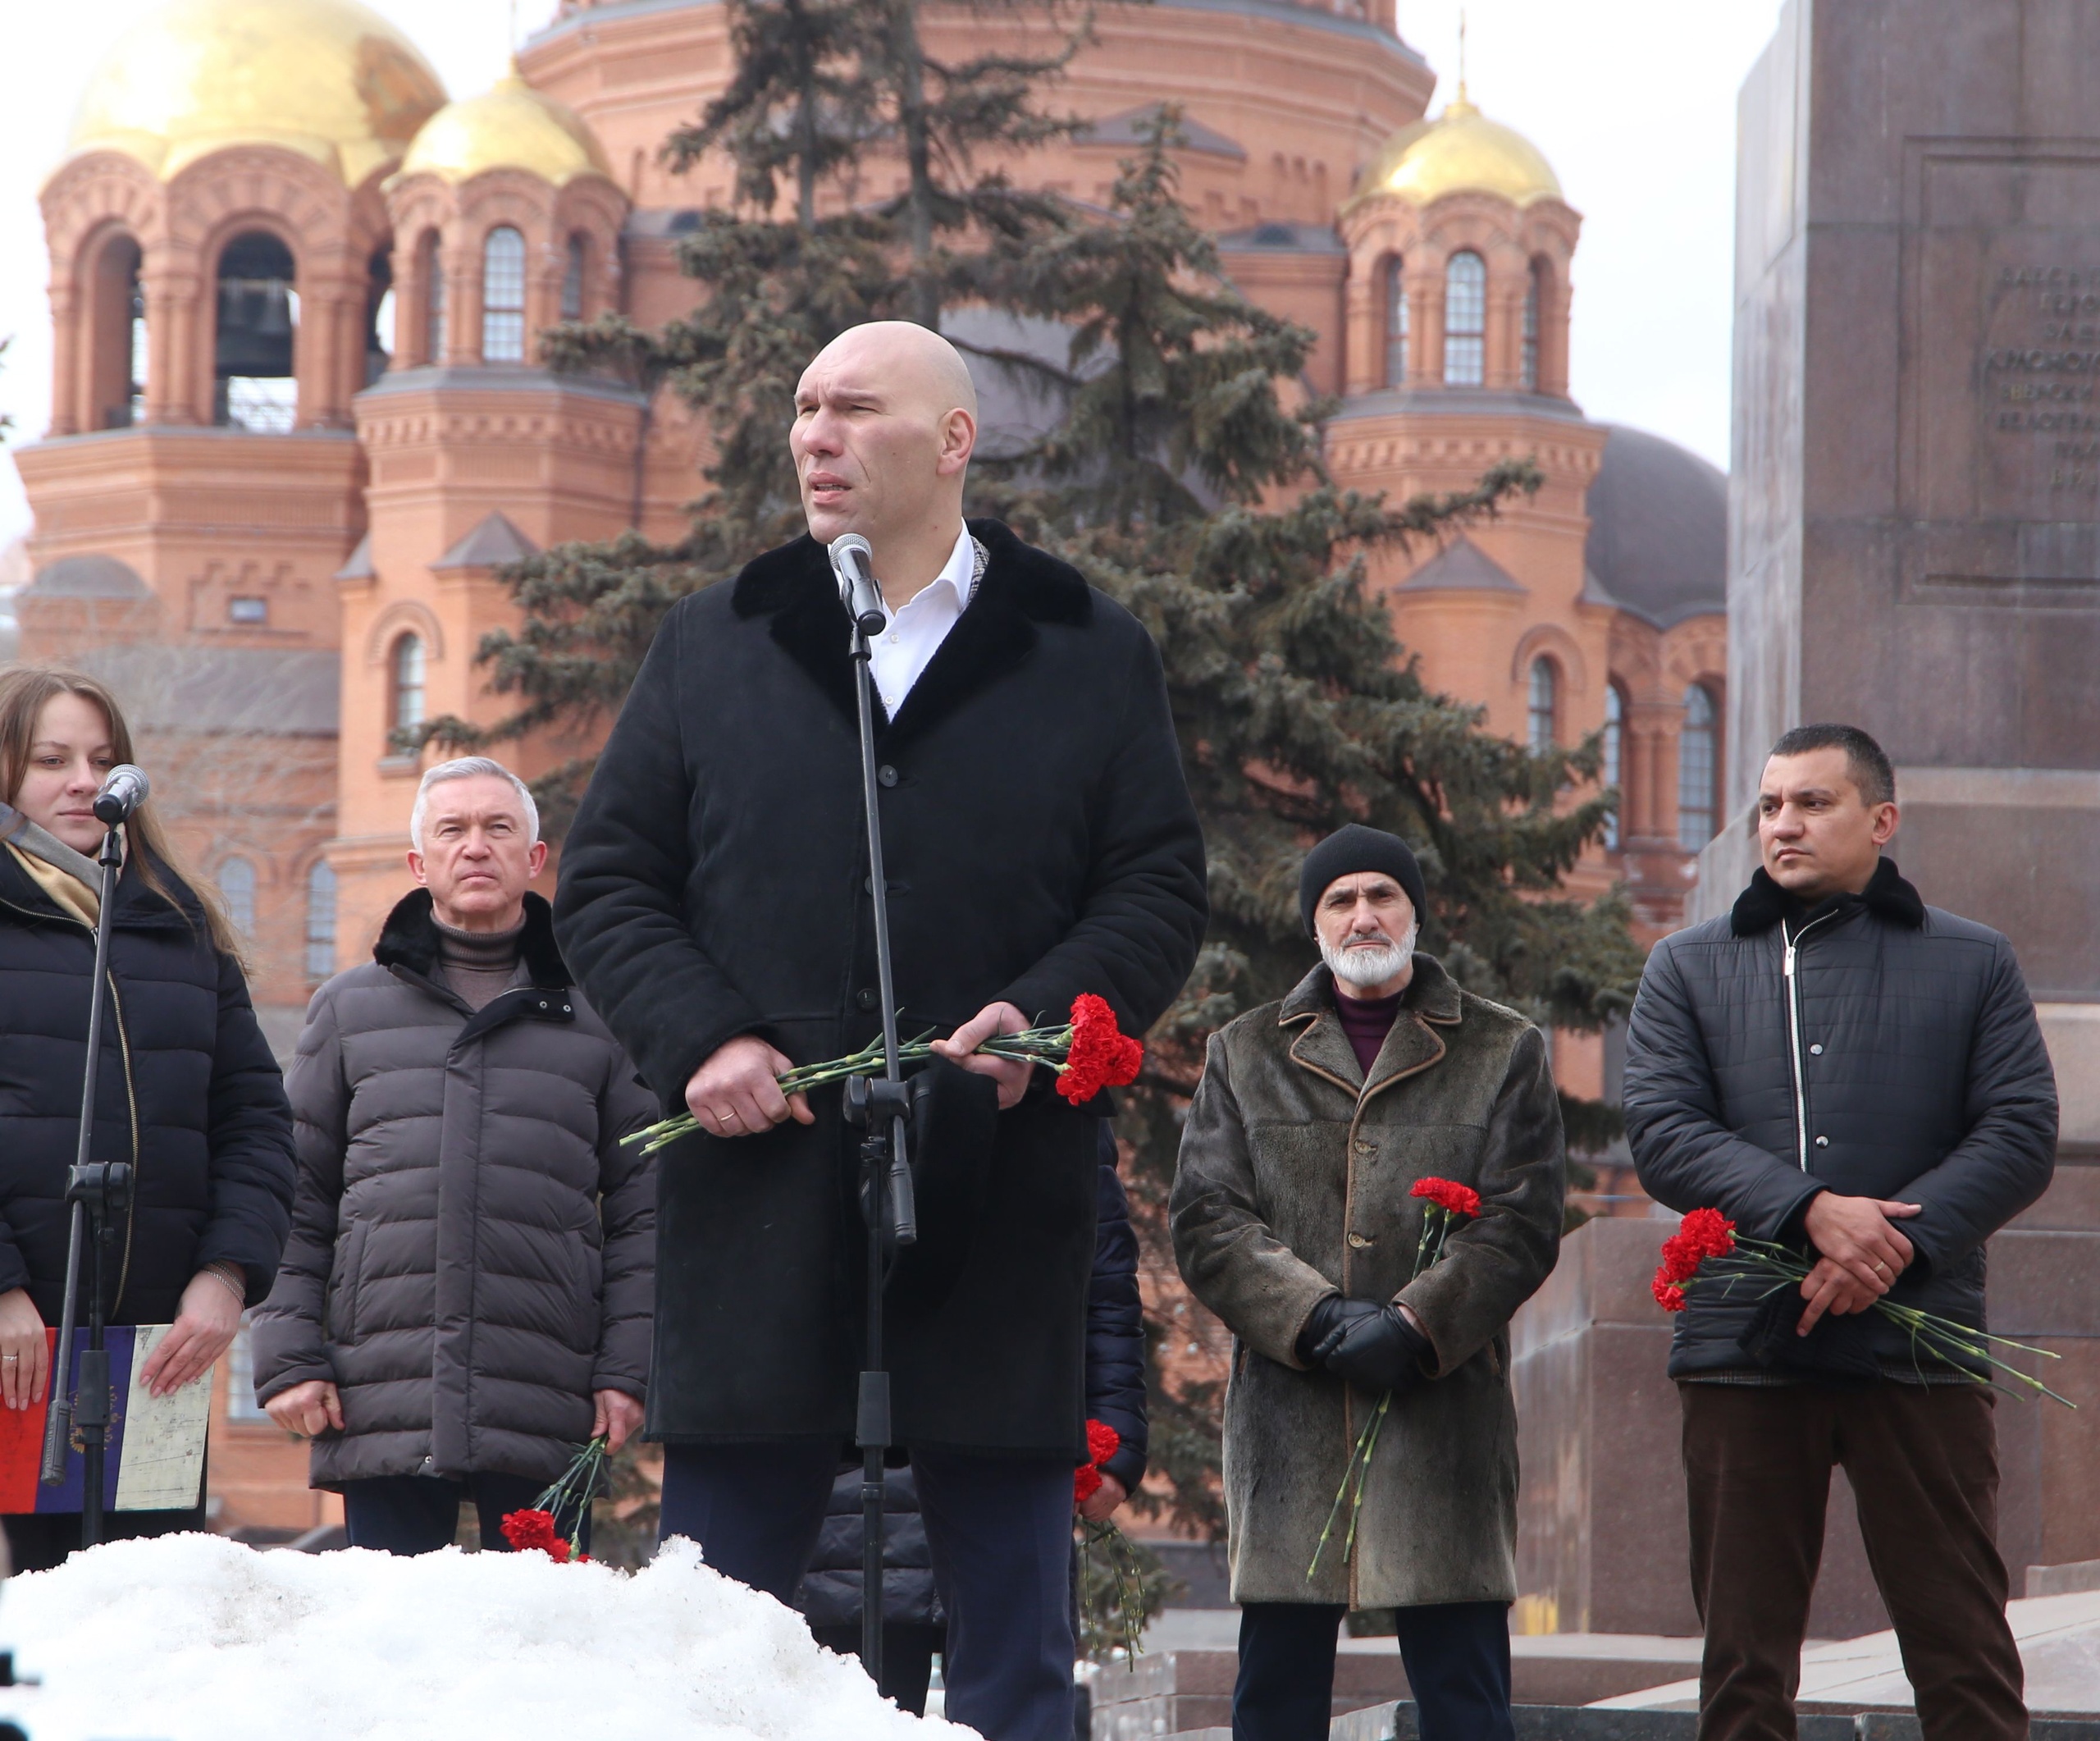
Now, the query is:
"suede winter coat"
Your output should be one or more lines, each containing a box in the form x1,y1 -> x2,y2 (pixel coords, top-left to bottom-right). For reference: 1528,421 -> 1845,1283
0,839 -> 294,1326
1171,957 -> 1564,1610
1623,860 -> 2058,1379
250,892 -> 658,1488
553,519 -> 1207,1459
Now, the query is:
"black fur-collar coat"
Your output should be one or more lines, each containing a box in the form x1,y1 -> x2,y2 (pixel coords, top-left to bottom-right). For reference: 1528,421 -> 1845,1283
554,519 -> 1207,1455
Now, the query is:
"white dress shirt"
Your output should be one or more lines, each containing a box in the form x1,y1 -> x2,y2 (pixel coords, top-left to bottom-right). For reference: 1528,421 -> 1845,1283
867,524 -> 979,716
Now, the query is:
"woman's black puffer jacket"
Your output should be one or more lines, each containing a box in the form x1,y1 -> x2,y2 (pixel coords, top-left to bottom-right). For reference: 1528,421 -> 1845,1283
0,843 -> 296,1323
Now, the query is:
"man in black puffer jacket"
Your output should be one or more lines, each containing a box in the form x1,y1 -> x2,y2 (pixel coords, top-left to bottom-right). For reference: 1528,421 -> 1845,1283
1623,724 -> 2057,1741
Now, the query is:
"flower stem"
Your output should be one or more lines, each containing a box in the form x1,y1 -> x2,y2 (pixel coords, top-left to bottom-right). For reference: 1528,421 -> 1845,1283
1681,1242 -> 2074,1408
622,1017 -> 1085,1154
1308,1395 -> 1387,1581
1341,1393 -> 1392,1567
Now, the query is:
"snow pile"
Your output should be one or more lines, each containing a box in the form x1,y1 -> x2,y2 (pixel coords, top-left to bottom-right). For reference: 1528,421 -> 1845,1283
1,1533 -> 977,1741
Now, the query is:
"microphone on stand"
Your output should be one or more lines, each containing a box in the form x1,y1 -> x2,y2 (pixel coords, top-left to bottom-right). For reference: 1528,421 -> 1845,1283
828,535 -> 888,637
92,765 -> 150,826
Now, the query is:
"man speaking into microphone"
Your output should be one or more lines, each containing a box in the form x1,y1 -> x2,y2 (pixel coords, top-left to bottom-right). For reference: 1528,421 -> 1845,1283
554,322 -> 1205,1738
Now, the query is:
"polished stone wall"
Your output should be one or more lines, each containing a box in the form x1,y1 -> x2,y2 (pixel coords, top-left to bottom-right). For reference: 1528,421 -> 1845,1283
1511,1184 -> 2100,1642
1710,0 -> 2100,1058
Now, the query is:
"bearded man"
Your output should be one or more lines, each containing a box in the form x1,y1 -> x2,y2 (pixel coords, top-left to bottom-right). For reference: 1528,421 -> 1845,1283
553,321 -> 1206,1741
1171,824 -> 1565,1741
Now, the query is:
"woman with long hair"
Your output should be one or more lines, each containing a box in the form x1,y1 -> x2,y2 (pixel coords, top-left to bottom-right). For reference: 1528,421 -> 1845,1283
0,666 -> 294,1573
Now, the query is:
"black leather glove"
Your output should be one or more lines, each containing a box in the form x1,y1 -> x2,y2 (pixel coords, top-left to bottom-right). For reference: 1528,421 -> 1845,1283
1297,1295 -> 1434,1394
1297,1293 -> 1378,1366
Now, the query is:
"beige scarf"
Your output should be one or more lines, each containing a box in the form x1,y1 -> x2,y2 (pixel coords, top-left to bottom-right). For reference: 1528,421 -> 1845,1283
1,802 -> 110,926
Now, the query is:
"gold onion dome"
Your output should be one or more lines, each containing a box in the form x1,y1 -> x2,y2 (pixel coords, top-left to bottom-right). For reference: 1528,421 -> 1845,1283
395,67 -> 611,188
63,0 -> 447,186
1349,93 -> 1563,209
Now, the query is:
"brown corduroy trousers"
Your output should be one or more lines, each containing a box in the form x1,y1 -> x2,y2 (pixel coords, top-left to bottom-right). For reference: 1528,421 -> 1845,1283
1680,1382 -> 2027,1741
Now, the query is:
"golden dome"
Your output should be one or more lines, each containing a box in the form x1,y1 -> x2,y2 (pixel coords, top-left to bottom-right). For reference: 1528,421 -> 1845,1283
1349,94 -> 1563,210
395,68 -> 611,189
64,0 -> 447,186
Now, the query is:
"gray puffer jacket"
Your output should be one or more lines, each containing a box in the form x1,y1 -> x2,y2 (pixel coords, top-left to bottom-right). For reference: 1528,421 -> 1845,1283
1623,860 -> 2058,1379
251,891 -> 658,1487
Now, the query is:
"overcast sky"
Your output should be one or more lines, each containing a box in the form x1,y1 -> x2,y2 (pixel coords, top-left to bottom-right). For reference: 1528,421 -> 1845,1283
0,0 -> 1784,550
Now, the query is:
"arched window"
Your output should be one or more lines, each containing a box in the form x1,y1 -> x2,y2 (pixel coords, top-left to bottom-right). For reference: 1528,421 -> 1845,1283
365,244 -> 393,386
89,232 -> 144,430
213,231 -> 298,432
1522,259 -> 1545,392
217,856 -> 257,938
561,235 -> 587,322
1444,250 -> 1486,386
1527,656 -> 1557,752
304,859 -> 337,985
128,264 -> 148,427
1383,255 -> 1408,388
1603,681 -> 1625,848
1679,683 -> 1719,848
390,633 -> 427,734
482,226 -> 527,363
419,231 -> 446,363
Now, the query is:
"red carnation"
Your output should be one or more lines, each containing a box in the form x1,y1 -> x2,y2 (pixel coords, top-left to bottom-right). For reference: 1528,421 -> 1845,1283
1057,995 -> 1145,1105
1651,1209 -> 1737,1314
500,1508 -> 560,1555
1410,1177 -> 1481,1219
1087,1419 -> 1121,1466
1075,1416 -> 1123,1503
1656,1232 -> 1700,1285
1679,1208 -> 1737,1259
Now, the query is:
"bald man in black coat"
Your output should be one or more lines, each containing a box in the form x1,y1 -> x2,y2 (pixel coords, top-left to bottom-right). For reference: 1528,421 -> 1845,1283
555,322 -> 1205,1741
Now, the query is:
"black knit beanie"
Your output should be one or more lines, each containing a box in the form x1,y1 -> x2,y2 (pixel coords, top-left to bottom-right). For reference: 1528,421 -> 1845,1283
1297,825 -> 1428,939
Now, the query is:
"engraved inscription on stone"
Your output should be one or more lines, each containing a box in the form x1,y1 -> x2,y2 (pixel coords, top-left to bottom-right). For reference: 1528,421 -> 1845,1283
1984,263 -> 2100,504
1901,149 -> 2100,609
1905,151 -> 2100,528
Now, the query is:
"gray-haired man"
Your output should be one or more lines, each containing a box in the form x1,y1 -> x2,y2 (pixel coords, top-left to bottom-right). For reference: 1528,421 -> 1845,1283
253,757 -> 658,1552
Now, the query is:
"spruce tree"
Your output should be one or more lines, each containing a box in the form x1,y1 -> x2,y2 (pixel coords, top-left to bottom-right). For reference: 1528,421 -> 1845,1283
428,65 -> 1643,1562
417,0 -> 1083,807
979,112 -> 1644,1539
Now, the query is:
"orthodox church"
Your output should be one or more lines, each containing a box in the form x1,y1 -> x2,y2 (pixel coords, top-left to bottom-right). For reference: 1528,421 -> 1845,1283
11,1 -> 1725,1528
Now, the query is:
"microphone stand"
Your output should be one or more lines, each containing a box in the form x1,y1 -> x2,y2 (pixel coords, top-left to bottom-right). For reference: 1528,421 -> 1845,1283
39,824 -> 133,1550
839,570 -> 918,1692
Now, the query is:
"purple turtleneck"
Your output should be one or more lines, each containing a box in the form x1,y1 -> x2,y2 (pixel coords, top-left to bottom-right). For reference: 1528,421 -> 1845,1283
1334,985 -> 1404,1074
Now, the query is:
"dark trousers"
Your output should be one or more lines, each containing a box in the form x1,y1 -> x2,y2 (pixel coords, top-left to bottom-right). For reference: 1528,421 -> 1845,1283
4,1501 -> 208,1576
341,1471 -> 576,1556
810,1622 -> 944,1717
1682,1382 -> 2026,1741
660,1441 -> 1075,1741
1233,1600 -> 1514,1741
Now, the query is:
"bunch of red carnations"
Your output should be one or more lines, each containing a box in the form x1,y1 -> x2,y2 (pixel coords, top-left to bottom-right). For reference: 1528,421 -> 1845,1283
1650,1208 -> 2070,1405
628,994 -> 1144,1154
499,1433 -> 611,1564
1308,1177 -> 1480,1579
1074,1418 -> 1153,1663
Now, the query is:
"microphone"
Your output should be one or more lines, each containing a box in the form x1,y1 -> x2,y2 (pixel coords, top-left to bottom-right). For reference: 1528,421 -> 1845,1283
828,535 -> 888,637
92,765 -> 150,827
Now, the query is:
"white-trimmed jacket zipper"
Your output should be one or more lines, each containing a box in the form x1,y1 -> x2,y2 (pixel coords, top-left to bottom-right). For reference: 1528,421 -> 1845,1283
1781,910 -> 1842,1171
